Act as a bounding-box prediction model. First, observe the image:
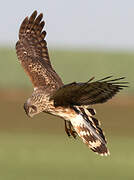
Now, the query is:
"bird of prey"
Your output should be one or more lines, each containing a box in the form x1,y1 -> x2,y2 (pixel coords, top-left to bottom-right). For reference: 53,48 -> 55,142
16,11 -> 128,156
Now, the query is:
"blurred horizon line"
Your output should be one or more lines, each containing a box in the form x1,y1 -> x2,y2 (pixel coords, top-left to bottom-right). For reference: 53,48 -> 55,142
1,44 -> 134,54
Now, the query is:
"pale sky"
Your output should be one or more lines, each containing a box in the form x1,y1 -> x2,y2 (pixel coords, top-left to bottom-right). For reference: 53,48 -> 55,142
1,0 -> 134,50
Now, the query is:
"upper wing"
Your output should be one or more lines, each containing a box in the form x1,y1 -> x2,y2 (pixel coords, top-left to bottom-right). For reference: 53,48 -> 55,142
16,11 -> 63,90
50,76 -> 128,106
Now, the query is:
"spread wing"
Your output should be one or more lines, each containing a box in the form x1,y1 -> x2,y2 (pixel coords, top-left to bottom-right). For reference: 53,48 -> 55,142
50,76 -> 128,106
16,11 -> 63,91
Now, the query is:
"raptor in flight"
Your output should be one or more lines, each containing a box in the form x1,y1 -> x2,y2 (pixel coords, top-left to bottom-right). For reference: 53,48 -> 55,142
16,11 -> 127,156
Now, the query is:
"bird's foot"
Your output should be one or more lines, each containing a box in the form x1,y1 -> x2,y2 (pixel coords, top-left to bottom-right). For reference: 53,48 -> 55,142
64,120 -> 77,139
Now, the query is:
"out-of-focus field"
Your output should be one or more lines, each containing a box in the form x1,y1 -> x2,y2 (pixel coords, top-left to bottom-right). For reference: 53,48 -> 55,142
0,92 -> 134,180
0,48 -> 134,179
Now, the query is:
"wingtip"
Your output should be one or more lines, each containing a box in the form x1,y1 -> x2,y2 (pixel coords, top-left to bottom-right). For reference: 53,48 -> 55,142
19,16 -> 29,38
37,13 -> 43,22
98,75 -> 113,82
86,77 -> 95,83
30,10 -> 44,19
32,10 -> 38,17
22,16 -> 29,24
39,13 -> 43,18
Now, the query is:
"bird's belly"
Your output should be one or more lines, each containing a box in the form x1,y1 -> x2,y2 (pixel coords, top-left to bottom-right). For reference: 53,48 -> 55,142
48,106 -> 77,121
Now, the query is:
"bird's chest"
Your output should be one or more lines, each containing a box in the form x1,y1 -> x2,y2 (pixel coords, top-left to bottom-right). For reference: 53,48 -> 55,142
44,100 -> 76,121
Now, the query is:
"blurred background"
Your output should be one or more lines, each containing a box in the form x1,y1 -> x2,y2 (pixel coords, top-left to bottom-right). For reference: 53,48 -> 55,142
0,0 -> 134,179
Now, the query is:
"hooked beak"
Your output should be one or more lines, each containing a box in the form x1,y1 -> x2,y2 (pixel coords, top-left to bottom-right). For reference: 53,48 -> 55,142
23,103 -> 31,117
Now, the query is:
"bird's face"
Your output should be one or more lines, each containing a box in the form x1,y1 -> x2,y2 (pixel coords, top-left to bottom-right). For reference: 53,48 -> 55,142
23,91 -> 48,117
23,102 -> 38,117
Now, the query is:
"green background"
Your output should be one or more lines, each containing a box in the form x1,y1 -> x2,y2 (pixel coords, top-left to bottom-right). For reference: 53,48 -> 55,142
0,48 -> 133,180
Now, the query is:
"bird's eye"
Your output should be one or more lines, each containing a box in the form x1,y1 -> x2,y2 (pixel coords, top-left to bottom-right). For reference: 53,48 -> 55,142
30,105 -> 37,113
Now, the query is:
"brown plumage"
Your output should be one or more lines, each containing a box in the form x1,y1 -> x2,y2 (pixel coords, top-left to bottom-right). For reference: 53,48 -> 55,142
16,10 -> 63,90
50,76 -> 127,107
16,11 -> 128,156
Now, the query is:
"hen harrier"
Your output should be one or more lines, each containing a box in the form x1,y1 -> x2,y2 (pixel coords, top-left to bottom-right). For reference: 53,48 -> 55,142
16,11 -> 128,156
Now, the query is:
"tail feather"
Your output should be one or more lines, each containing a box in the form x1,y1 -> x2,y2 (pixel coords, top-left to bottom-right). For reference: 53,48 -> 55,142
70,106 -> 109,156
87,108 -> 96,116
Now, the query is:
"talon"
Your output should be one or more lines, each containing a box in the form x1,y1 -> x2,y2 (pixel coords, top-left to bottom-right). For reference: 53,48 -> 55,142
69,121 -> 77,139
64,120 -> 77,138
64,120 -> 71,137
72,130 -> 77,139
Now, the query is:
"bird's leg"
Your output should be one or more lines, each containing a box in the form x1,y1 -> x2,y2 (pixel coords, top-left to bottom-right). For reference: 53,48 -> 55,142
68,121 -> 77,139
64,120 -> 77,139
64,120 -> 71,137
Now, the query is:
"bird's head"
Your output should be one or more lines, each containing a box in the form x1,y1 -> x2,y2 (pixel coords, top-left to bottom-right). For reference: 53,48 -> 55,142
23,102 -> 38,118
23,95 -> 44,118
23,89 -> 50,117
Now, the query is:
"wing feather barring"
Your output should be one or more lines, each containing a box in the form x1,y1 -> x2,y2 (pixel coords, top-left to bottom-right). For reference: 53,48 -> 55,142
16,11 -> 128,156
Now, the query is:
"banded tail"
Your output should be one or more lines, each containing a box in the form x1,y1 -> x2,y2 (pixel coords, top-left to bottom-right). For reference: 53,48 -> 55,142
70,106 -> 110,156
